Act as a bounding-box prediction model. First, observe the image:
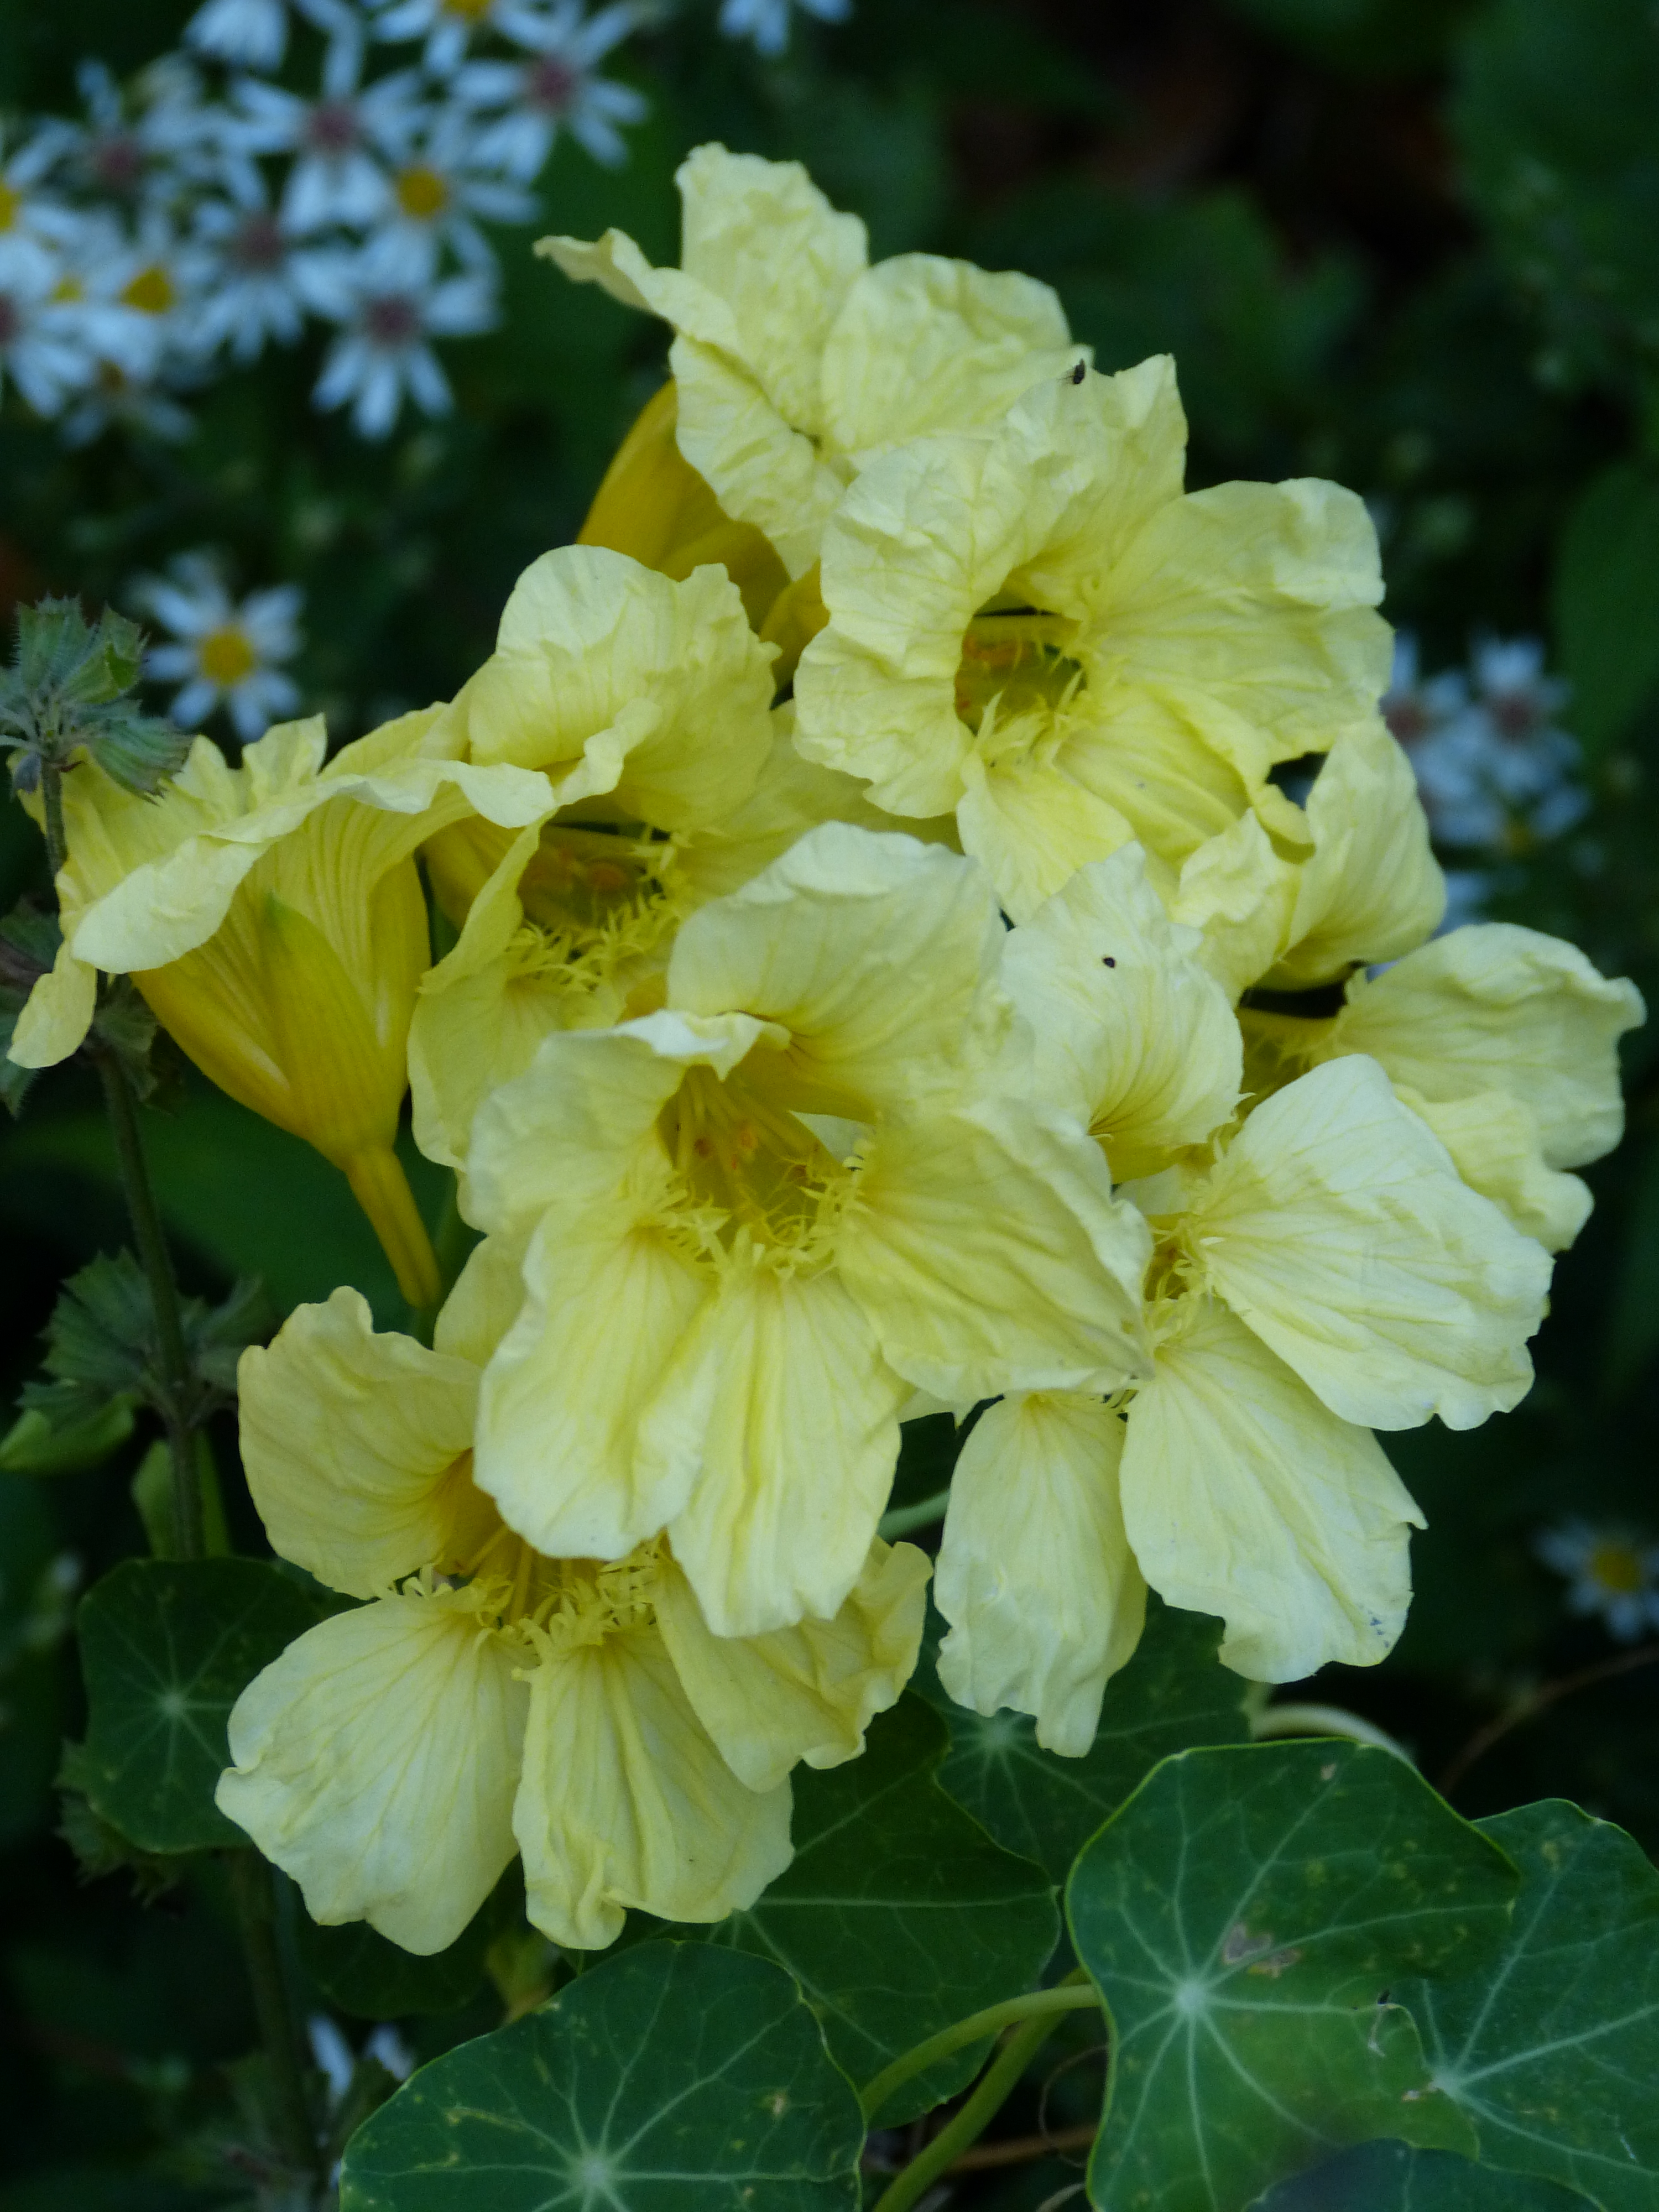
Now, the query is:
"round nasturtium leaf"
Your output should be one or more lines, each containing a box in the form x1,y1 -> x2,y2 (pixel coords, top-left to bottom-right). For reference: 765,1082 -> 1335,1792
77,1557 -> 326,1853
1068,1740 -> 1522,2212
338,1943 -> 865,2212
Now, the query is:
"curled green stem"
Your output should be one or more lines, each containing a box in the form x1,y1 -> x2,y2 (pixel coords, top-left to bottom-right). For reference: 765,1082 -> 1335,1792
871,2002 -> 1087,2212
860,1974 -> 1098,2120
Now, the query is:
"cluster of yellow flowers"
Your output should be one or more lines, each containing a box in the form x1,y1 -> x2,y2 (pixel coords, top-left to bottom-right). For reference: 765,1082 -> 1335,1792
11,146 -> 1643,1957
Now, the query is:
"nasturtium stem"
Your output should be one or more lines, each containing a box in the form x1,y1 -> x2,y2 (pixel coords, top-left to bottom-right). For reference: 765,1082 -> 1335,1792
870,2002 -> 1087,2212
93,1045 -> 204,1559
877,1486 -> 953,1541
227,1850 -> 321,2194
860,1974 -> 1099,2120
40,761 -> 69,881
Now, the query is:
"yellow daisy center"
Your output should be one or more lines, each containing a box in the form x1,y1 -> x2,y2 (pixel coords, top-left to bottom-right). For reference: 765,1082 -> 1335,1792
0,181 -> 20,231
445,0 -> 494,17
395,164 -> 450,220
1587,1542 -> 1646,1596
197,624 -> 259,687
121,263 -> 175,315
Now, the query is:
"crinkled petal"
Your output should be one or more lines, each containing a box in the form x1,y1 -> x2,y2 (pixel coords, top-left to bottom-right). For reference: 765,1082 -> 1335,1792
1265,717 -> 1444,989
1191,1054 -> 1551,1430
1172,812 -> 1296,1003
936,1392 -> 1145,1757
1327,923 -> 1645,1171
956,743 -> 1137,925
822,254 -> 1079,461
1002,844 -> 1240,1175
649,1255 -> 909,1636
237,1287 -> 479,1599
656,1540 -> 928,1791
1397,1086 -> 1592,1254
838,1094 -> 1150,1401
475,1202 -> 711,1561
217,1590 -> 525,1954
667,823 -> 1009,1115
1119,1298 -> 1421,1680
671,334 -> 848,581
514,1626 -> 790,1950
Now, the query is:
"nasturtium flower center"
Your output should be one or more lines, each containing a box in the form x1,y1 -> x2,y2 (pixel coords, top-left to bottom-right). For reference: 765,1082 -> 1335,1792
437,1449 -> 664,1645
954,605 -> 1084,733
659,1058 -> 848,1252
197,625 -> 258,687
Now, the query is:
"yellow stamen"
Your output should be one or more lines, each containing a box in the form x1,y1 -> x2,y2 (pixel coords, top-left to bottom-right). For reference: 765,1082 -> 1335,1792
121,264 -> 175,315
395,164 -> 450,220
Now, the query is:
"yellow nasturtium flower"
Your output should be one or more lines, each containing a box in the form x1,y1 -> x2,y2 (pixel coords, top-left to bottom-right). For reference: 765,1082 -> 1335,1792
541,143 -> 1084,580
933,846 -> 1554,1755
8,713 -> 548,1304
216,1284 -> 928,1953
792,355 -> 1392,922
457,823 -> 1151,1642
410,545 -> 891,1176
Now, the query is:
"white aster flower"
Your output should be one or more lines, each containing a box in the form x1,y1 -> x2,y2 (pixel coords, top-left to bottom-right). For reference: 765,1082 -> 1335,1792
187,185 -> 311,361
452,3 -> 643,175
0,255 -> 98,418
1411,635 -> 1588,855
373,0 -> 527,78
0,127 -> 87,276
716,0 -> 849,58
300,230 -> 496,436
379,105 -> 534,267
186,0 -> 294,70
133,552 -> 305,740
1536,1518 -> 1659,1644
231,39 -> 427,233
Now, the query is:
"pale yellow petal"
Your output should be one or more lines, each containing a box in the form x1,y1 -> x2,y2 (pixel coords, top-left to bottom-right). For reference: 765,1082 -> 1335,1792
217,1589 -> 525,1954
474,1202 -> 711,1561
935,1392 -> 1145,1757
1172,812 -> 1296,1003
1088,476 -> 1391,752
1119,1298 -> 1421,1681
822,255 -> 1078,459
794,426 -> 1073,816
514,1626 -> 791,1949
453,546 -> 775,832
1002,844 -> 1240,1176
465,1010 -> 781,1233
1265,717 -> 1444,990
955,743 -> 1137,925
655,1541 -> 928,1791
1397,1086 -> 1592,1254
667,823 -> 1009,1115
649,1256 -> 909,1636
433,1234 -> 526,1366
237,1288 -> 478,1600
1326,924 -> 1645,1171
7,942 -> 97,1068
671,334 -> 847,581
1191,1054 -> 1550,1430
838,1095 -> 1150,1401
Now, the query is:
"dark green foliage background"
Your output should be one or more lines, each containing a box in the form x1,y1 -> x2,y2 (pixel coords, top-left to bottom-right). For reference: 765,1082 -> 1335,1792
4,0 -> 1659,2204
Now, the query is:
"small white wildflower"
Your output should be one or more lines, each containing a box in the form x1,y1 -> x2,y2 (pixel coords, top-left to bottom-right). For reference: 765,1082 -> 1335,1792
187,184 -> 312,361
231,39 -> 428,233
377,103 -> 534,268
134,552 -> 305,739
298,229 -> 495,436
716,0 -> 849,58
0,257 -> 99,418
1412,635 -> 1588,854
452,1 -> 643,175
372,0 -> 526,79
1537,1519 -> 1659,1644
186,0 -> 295,70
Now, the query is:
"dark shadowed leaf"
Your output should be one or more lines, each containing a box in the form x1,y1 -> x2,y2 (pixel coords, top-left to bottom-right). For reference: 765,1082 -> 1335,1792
662,1693 -> 1058,2123
77,1557 -> 327,1852
338,1944 -> 863,2212
1401,1800 -> 1659,2209
1069,1741 -> 1521,2212
1250,2138 -> 1595,2208
917,1595 -> 1251,1881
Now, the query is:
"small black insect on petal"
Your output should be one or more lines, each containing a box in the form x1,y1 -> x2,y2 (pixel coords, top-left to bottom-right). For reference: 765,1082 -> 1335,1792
1070,360 -> 1086,385
1101,956 -> 1117,968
